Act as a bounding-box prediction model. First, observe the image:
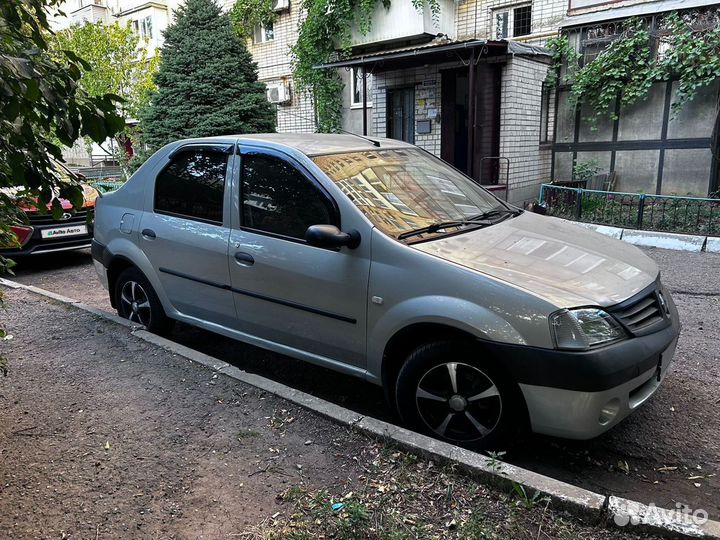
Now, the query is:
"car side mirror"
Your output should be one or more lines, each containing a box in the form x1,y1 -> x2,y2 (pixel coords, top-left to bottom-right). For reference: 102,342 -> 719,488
305,224 -> 361,250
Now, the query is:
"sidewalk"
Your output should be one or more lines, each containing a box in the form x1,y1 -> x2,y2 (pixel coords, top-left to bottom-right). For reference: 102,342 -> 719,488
0,287 -> 662,539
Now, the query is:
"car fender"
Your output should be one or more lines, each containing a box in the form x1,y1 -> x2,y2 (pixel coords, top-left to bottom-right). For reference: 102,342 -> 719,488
367,295 -> 529,383
104,236 -> 177,317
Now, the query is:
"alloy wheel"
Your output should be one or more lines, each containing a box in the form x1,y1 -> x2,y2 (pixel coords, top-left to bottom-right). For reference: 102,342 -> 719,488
120,280 -> 152,327
415,362 -> 502,442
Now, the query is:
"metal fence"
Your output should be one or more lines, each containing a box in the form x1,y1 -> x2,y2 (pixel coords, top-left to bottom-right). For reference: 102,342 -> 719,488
90,180 -> 125,194
539,184 -> 720,237
72,165 -> 123,179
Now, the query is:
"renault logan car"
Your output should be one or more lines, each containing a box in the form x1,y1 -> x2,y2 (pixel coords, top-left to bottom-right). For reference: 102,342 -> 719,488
92,134 -> 680,449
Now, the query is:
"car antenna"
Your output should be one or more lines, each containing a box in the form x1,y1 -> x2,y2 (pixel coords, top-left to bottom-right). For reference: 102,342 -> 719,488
274,107 -> 381,147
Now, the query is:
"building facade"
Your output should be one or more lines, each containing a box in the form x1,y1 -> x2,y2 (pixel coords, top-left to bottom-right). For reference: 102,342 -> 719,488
324,0 -> 567,204
552,0 -> 720,196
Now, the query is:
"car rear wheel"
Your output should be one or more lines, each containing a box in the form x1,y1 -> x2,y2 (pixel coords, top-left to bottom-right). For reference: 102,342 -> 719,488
395,341 -> 522,451
115,267 -> 173,334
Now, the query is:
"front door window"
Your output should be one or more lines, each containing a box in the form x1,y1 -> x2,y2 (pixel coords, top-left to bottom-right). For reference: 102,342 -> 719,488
241,153 -> 336,240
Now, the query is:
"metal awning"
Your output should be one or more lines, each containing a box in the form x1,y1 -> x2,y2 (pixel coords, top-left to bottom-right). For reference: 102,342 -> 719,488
312,39 -> 549,72
311,39 -> 549,137
561,0 -> 718,28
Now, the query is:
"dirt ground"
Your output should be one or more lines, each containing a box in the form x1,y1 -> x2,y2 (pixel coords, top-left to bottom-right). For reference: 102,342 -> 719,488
0,288 -> 669,539
6,246 -> 720,524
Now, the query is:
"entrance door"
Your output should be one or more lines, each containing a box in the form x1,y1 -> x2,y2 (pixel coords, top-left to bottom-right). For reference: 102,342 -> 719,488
441,65 -> 501,184
387,87 -> 415,143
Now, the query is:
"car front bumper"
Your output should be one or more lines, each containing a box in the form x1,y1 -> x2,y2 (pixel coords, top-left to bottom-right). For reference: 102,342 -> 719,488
519,335 -> 677,439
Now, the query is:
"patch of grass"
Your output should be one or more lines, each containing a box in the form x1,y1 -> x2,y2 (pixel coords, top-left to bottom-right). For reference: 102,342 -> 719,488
510,481 -> 551,510
460,512 -> 496,540
244,442 -> 628,540
237,428 -> 260,440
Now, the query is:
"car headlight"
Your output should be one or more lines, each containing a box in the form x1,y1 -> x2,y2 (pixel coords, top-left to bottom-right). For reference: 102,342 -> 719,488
550,308 -> 627,350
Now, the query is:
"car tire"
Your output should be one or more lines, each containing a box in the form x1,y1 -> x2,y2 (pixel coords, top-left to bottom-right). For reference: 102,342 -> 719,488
395,341 -> 523,451
115,267 -> 174,335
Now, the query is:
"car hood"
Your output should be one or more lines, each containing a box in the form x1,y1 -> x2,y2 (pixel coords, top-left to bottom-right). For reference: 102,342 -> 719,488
412,212 -> 658,308
1,185 -> 97,212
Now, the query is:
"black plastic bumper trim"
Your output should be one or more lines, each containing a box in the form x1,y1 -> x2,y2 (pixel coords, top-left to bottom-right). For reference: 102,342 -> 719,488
484,319 -> 679,392
158,266 -> 357,325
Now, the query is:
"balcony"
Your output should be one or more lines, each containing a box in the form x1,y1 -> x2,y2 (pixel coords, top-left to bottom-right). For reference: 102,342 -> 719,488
70,0 -> 109,25
350,0 -> 456,48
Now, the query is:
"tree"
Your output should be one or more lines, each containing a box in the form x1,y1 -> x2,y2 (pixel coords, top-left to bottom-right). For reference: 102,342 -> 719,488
51,21 -> 159,172
138,0 -> 275,156
52,21 -> 159,121
1,0 -> 124,372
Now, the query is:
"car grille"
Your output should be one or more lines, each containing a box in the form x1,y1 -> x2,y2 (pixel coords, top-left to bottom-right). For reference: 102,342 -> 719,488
609,288 -> 666,334
27,209 -> 89,226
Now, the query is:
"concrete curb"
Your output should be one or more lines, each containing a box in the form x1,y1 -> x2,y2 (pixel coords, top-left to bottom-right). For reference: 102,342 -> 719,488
3,278 -> 719,539
559,219 -> 715,252
706,237 -> 720,254
622,230 -> 706,252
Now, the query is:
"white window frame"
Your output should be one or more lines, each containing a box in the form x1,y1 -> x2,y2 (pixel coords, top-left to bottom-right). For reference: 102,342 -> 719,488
132,15 -> 153,40
350,67 -> 372,108
492,4 -> 532,40
253,22 -> 274,44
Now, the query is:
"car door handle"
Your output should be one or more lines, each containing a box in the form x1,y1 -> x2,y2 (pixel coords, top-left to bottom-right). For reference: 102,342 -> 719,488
141,228 -> 156,239
234,251 -> 254,266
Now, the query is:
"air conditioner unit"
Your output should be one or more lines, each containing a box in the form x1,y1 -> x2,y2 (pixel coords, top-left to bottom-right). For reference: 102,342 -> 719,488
271,0 -> 290,12
266,82 -> 291,104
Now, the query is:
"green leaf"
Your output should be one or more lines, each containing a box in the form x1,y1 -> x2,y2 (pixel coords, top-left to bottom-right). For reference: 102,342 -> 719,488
50,198 -> 64,220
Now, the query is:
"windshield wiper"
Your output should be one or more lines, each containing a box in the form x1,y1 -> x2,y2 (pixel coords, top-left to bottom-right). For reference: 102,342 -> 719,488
397,219 -> 490,241
398,208 -> 521,241
468,207 -> 522,221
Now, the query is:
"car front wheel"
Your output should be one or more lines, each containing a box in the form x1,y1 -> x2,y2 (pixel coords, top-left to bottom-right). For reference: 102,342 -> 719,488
115,267 -> 173,334
395,341 -> 522,451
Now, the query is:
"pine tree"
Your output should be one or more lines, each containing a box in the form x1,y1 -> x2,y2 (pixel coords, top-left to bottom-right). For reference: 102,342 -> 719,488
139,0 -> 275,153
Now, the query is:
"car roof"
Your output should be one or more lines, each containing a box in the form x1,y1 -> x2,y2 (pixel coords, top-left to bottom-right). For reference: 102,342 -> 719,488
191,133 -> 416,157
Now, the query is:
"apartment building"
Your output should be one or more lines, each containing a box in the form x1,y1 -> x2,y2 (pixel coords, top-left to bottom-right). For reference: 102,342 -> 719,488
51,0 -> 181,56
233,0 -> 315,132
552,0 -> 720,196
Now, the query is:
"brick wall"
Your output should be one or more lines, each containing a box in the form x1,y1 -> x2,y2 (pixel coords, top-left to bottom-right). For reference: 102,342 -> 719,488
499,55 -> 554,203
456,0 -> 566,44
371,65 -> 448,156
217,0 -> 315,132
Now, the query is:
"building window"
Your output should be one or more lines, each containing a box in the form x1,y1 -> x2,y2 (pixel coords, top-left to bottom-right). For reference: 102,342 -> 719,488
493,5 -> 532,39
580,22 -> 621,66
132,15 -> 153,40
253,21 -> 274,43
540,82 -> 552,144
350,67 -> 372,107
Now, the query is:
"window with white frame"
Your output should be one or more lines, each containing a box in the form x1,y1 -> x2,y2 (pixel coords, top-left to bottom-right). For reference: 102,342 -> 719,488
253,21 -> 274,43
493,4 -> 532,39
132,15 -> 153,40
350,67 -> 372,107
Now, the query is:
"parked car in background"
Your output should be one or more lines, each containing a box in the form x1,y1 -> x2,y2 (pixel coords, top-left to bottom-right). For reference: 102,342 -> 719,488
92,134 -> 680,449
0,160 -> 98,257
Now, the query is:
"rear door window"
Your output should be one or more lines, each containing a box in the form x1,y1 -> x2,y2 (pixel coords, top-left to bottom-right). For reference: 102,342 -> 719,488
155,150 -> 228,224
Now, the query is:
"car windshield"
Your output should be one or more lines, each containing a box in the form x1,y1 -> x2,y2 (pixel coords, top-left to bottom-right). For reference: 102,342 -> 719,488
312,148 -> 506,239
